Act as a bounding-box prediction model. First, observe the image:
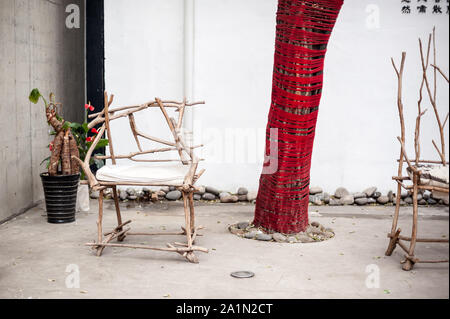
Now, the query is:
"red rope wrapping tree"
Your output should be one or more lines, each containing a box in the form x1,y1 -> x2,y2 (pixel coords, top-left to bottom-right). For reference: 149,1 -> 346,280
254,0 -> 344,234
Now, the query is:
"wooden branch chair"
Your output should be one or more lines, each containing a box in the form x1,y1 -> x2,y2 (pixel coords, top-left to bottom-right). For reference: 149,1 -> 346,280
386,41 -> 449,271
387,151 -> 449,271
74,92 -> 208,263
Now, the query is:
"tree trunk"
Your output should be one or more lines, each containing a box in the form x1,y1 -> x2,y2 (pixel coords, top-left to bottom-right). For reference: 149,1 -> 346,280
253,0 -> 344,234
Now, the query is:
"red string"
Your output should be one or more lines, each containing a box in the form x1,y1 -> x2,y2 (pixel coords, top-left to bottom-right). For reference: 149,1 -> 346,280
253,0 -> 344,234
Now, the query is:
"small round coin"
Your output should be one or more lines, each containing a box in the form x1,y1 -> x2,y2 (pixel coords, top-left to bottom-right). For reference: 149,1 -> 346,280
230,271 -> 255,279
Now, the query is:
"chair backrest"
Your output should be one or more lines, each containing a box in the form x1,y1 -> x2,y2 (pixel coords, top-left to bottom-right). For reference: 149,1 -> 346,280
87,92 -> 205,166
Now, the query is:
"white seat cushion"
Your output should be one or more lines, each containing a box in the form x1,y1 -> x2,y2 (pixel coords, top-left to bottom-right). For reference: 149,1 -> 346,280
96,164 -> 191,185
408,165 -> 449,188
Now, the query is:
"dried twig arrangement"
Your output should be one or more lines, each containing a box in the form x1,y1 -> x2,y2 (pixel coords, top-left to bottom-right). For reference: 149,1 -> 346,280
386,28 -> 449,271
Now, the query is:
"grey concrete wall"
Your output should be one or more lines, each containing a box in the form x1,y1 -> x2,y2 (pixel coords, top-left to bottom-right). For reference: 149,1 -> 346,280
0,0 -> 85,222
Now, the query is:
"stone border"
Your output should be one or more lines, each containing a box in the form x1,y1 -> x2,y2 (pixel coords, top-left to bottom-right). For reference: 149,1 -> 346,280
228,221 -> 335,244
90,185 -> 449,207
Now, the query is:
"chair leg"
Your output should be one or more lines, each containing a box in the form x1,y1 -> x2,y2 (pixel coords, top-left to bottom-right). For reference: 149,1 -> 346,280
182,191 -> 198,263
386,191 -> 403,256
112,186 -> 126,242
188,191 -> 195,233
96,190 -> 105,257
403,173 -> 419,271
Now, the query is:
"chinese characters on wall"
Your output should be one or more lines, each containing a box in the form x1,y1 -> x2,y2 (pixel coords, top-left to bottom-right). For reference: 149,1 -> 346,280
401,0 -> 449,14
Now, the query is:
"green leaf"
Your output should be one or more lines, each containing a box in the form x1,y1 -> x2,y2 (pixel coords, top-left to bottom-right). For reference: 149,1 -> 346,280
40,156 -> 51,166
61,122 -> 71,131
95,139 -> 109,149
69,122 -> 82,130
29,89 -> 42,104
82,123 -> 89,133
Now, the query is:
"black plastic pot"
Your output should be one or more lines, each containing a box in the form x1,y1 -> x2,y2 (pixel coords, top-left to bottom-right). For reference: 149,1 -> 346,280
40,173 -> 80,224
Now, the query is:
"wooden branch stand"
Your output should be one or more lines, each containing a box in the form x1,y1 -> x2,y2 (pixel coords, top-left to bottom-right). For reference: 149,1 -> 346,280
386,29 -> 449,271
75,92 -> 208,263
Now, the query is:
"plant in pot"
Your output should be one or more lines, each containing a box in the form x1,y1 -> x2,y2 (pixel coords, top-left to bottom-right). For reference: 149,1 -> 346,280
29,89 -> 108,223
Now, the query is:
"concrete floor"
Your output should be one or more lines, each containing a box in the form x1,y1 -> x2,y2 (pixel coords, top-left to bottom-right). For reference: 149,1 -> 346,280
0,200 -> 448,299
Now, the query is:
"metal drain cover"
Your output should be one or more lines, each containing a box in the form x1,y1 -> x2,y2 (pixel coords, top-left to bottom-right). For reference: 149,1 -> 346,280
231,271 -> 255,279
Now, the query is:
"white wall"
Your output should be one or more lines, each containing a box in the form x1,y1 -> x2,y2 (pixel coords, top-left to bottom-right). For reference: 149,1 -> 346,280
105,0 -> 449,193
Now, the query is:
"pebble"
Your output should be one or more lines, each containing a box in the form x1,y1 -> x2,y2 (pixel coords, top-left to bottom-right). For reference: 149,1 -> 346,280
322,193 -> 331,204
443,198 -> 449,206
90,191 -> 99,199
313,199 -> 323,206
368,198 -> 377,204
202,193 -> 216,201
423,192 -> 431,200
247,191 -> 257,202
126,188 -> 136,196
156,190 -> 166,198
340,195 -> 355,205
363,187 -> 377,197
205,186 -> 220,196
401,192 -> 410,199
417,193 -> 423,201
237,222 -> 250,230
128,195 -> 137,200
238,195 -> 248,201
334,187 -> 350,199
237,187 -> 248,195
329,199 -> 342,206
160,186 -> 170,194
219,192 -> 230,199
245,231 -> 259,239
119,191 -> 128,201
166,190 -> 182,201
143,187 -> 151,194
353,192 -> 366,199
355,198 -> 369,206
311,221 -> 320,227
256,233 -> 272,241
194,186 -> 206,195
377,196 -> 389,205
169,186 -> 176,191
193,194 -> 202,201
273,233 -> 287,242
419,199 -> 427,205
220,195 -> 238,203
388,191 -> 395,202
309,186 -> 323,195
298,234 -> 314,243
307,226 -> 323,236
405,197 -> 413,204
324,232 -> 335,239
427,198 -> 437,205
287,236 -> 298,243
372,192 -> 382,199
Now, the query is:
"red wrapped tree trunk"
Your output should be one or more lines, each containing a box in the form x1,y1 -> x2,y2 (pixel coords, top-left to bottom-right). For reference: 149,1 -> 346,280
253,0 -> 344,234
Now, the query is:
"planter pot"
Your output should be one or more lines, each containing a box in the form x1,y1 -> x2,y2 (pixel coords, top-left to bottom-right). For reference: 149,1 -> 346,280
76,184 -> 90,213
40,173 -> 80,224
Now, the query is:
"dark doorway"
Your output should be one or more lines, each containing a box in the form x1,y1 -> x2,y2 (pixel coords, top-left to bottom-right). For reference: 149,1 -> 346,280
86,0 -> 105,113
